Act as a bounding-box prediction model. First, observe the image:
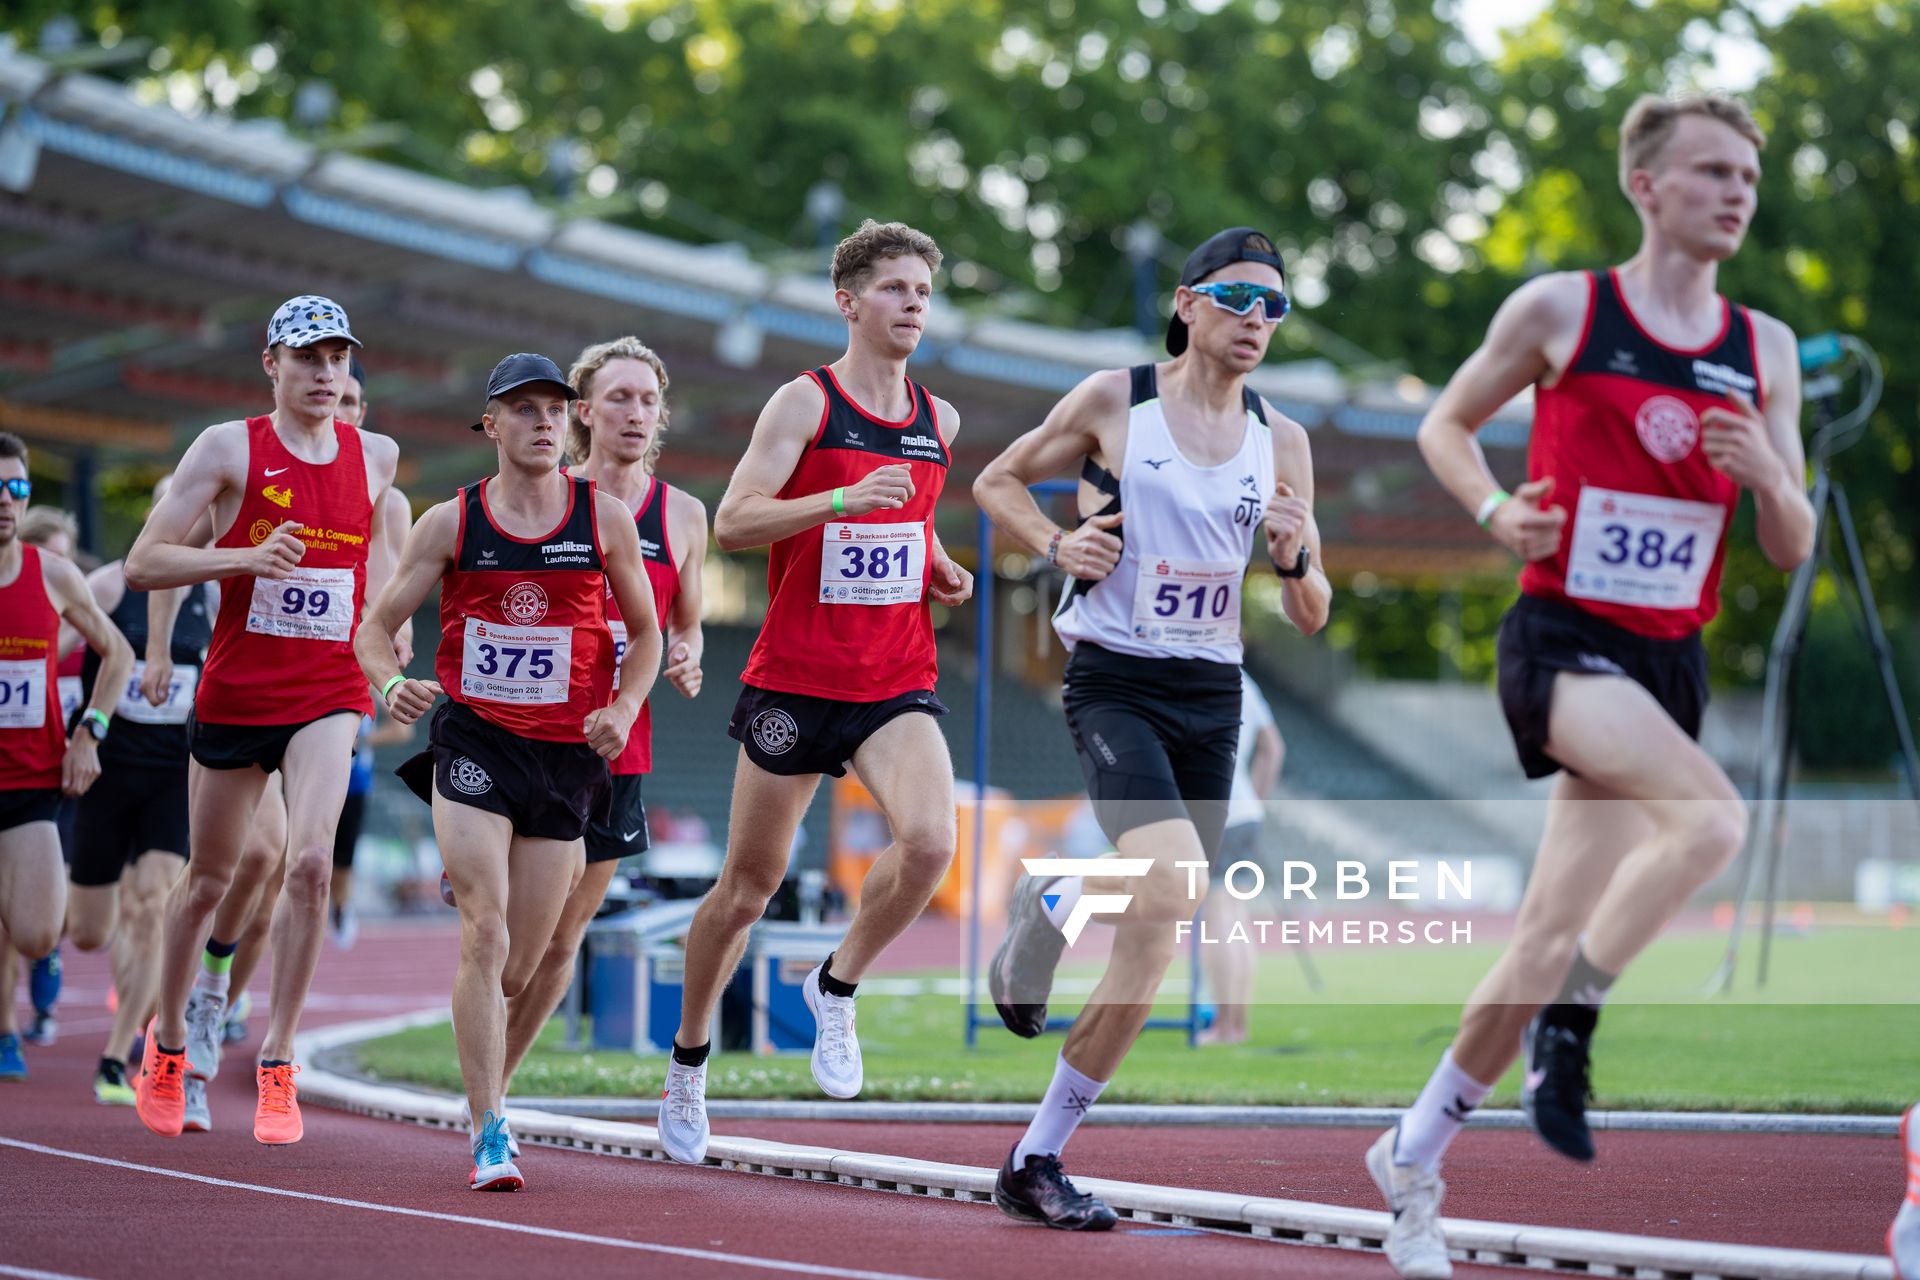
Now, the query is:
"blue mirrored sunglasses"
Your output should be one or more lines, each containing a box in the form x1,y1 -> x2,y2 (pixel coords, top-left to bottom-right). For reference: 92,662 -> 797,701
1,478 -> 28,500
1191,281 -> 1289,323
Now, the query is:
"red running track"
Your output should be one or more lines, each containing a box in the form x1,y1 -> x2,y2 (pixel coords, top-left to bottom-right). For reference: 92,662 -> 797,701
1,922 -> 1898,1278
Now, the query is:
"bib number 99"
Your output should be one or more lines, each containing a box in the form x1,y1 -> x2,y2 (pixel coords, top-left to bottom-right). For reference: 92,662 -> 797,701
279,585 -> 331,618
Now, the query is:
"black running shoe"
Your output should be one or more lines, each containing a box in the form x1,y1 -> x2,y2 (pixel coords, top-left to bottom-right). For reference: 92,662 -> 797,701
1522,1004 -> 1598,1162
993,1146 -> 1117,1231
988,874 -> 1067,1039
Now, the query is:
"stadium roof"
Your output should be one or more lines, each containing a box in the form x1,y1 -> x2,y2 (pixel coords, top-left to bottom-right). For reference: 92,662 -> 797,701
0,42 -> 1524,575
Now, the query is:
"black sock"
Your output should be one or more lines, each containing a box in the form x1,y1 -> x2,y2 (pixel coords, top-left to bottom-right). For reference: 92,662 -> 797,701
818,951 -> 857,999
157,1041 -> 185,1057
260,1057 -> 291,1069
670,1039 -> 710,1068
204,937 -> 238,959
1554,945 -> 1617,1010
100,1056 -> 123,1074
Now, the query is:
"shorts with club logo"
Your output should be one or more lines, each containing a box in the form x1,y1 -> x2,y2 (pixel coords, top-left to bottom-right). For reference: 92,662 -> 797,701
728,684 -> 948,779
584,771 -> 648,864
397,700 -> 611,841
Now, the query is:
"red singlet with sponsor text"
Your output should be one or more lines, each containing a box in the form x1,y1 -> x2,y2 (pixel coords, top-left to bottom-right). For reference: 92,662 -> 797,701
605,476 -> 681,776
1519,270 -> 1759,639
0,545 -> 65,790
740,367 -> 948,700
197,416 -> 374,725
435,475 -> 614,743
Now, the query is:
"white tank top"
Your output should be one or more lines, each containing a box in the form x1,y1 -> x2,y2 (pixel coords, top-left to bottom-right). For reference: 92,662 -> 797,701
1052,364 -> 1275,665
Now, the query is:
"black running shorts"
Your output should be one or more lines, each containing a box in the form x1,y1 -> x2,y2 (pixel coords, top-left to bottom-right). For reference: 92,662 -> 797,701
0,787 -> 62,835
1061,642 -> 1240,861
189,710 -> 360,774
332,789 -> 366,871
397,700 -> 611,842
1496,594 -> 1709,780
71,764 -> 190,885
585,771 -> 648,864
728,684 -> 948,779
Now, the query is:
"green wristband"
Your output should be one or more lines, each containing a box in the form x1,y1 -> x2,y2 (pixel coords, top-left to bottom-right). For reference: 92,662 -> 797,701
380,673 -> 406,703
832,486 -> 846,516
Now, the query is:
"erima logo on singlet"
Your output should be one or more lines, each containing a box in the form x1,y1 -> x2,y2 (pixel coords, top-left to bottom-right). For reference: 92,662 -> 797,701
1692,359 -> 1757,397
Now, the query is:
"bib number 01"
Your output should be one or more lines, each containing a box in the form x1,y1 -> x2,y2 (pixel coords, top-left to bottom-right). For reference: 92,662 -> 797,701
0,658 -> 48,729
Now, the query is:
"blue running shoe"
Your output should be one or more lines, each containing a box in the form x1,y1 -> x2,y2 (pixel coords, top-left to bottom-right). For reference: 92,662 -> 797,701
29,948 -> 61,1013
469,1110 -> 523,1192
0,1033 -> 25,1081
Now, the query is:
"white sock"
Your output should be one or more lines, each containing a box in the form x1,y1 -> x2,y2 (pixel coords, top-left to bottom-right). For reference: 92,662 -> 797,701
1394,1048 -> 1493,1173
192,965 -> 230,1000
1038,877 -> 1082,933
1013,1054 -> 1106,1165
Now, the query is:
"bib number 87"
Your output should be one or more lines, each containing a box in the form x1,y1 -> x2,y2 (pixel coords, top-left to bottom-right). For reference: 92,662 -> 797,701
472,644 -> 556,680
840,544 -> 912,580
280,586 -> 331,617
1153,583 -> 1232,620
1597,525 -> 1696,571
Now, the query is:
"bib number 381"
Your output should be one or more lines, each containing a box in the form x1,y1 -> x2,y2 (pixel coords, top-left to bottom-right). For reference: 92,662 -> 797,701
461,619 -> 571,705
1565,486 -> 1726,611
1131,557 -> 1242,648
246,567 -> 355,642
818,522 -> 926,606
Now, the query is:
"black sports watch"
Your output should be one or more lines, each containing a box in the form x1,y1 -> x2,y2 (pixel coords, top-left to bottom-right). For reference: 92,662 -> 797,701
1273,545 -> 1310,579
80,708 -> 110,741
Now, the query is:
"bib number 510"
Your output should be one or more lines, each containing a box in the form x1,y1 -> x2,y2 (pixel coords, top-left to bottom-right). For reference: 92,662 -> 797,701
1152,582 -> 1232,620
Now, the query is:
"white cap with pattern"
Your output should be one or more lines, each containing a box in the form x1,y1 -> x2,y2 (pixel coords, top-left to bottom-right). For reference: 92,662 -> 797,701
265,295 -> 361,350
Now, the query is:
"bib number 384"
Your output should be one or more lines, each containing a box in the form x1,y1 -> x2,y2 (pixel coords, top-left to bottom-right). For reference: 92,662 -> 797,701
818,522 -> 926,606
247,567 -> 355,641
461,619 -> 571,705
1566,486 -> 1726,611
1131,557 -> 1242,648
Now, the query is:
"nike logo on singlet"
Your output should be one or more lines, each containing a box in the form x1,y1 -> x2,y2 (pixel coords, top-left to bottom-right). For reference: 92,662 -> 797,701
265,466 -> 290,477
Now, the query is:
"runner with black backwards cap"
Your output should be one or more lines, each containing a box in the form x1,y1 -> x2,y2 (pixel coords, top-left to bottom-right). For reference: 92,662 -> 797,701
125,295 -> 400,1145
358,353 -> 660,1192
974,227 -> 1329,1229
1366,94 -> 1812,1279
0,432 -> 134,1082
656,220 -> 972,1166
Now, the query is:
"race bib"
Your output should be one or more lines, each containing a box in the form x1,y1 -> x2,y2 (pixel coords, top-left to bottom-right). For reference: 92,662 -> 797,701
58,674 -> 83,725
461,618 -> 572,705
115,661 -> 199,726
609,619 -> 628,692
818,522 -> 926,606
1131,557 -> 1243,648
0,659 -> 49,729
247,568 -> 355,642
1565,487 -> 1726,611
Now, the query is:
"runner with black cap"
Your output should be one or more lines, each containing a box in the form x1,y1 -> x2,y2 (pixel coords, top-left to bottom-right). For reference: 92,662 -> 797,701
973,226 -> 1330,1229
124,294 -> 401,1146
357,352 -> 660,1192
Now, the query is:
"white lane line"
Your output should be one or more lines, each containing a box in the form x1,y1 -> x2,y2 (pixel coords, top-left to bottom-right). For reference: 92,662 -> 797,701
0,1265 -> 99,1280
0,1137 -> 940,1280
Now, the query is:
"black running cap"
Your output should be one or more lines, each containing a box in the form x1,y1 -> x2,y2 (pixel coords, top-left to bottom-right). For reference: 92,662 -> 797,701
471,352 -> 578,431
1166,227 -> 1287,356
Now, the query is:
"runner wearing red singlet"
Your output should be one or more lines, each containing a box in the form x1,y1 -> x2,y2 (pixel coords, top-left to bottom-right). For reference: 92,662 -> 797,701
0,433 -> 134,1080
1365,96 -> 1816,1279
497,337 -> 706,1102
123,296 -> 401,1146
656,220 -> 974,1166
358,352 -> 660,1193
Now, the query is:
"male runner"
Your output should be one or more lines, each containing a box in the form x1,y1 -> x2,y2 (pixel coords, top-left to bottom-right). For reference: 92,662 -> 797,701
1366,94 -> 1813,1278
125,295 -> 399,1144
1895,1101 -> 1918,1277
657,220 -> 972,1165
67,476 -> 214,1107
1197,668 -> 1283,1046
359,352 -> 660,1191
497,336 -> 705,1101
0,433 -> 134,1079
973,226 -> 1329,1228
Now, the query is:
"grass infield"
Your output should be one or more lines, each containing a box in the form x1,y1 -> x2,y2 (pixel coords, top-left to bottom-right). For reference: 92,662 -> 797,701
352,924 -> 1917,1111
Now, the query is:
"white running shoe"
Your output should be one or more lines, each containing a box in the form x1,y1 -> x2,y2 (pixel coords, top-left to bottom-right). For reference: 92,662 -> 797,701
803,963 -> 862,1100
457,1098 -> 520,1158
657,1059 -> 710,1164
1892,1103 -> 1918,1279
184,986 -> 228,1081
182,1074 -> 211,1132
1366,1128 -> 1454,1280
469,1111 -> 523,1192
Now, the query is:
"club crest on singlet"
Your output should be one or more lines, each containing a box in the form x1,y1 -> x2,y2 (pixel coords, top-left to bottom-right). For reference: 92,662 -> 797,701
501,581 -> 549,626
1634,396 -> 1700,464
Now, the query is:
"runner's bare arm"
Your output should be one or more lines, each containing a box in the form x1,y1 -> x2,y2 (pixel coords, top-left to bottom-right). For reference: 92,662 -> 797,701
1705,311 -> 1813,571
1419,274 -> 1585,561
45,553 -> 132,796
57,561 -> 127,661
381,486 -> 416,665
973,368 -> 1129,581
124,422 -> 268,590
714,377 -> 912,550
361,433 -> 401,609
1262,406 -> 1331,636
662,489 -> 707,699
589,491 -> 662,759
137,508 -> 217,705
355,499 -> 456,725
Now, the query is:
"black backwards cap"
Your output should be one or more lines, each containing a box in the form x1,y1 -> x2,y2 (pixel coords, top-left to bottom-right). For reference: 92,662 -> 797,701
1165,227 -> 1287,356
471,353 -> 578,431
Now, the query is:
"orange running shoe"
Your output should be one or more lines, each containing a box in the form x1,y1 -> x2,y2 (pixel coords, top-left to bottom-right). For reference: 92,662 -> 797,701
254,1062 -> 303,1145
134,1017 -> 186,1137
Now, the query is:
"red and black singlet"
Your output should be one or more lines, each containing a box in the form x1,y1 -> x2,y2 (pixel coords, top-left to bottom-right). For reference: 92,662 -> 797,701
1520,270 -> 1761,639
197,416 -> 374,725
435,475 -> 614,743
605,476 -> 681,776
740,367 -> 948,701
0,545 -> 64,790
